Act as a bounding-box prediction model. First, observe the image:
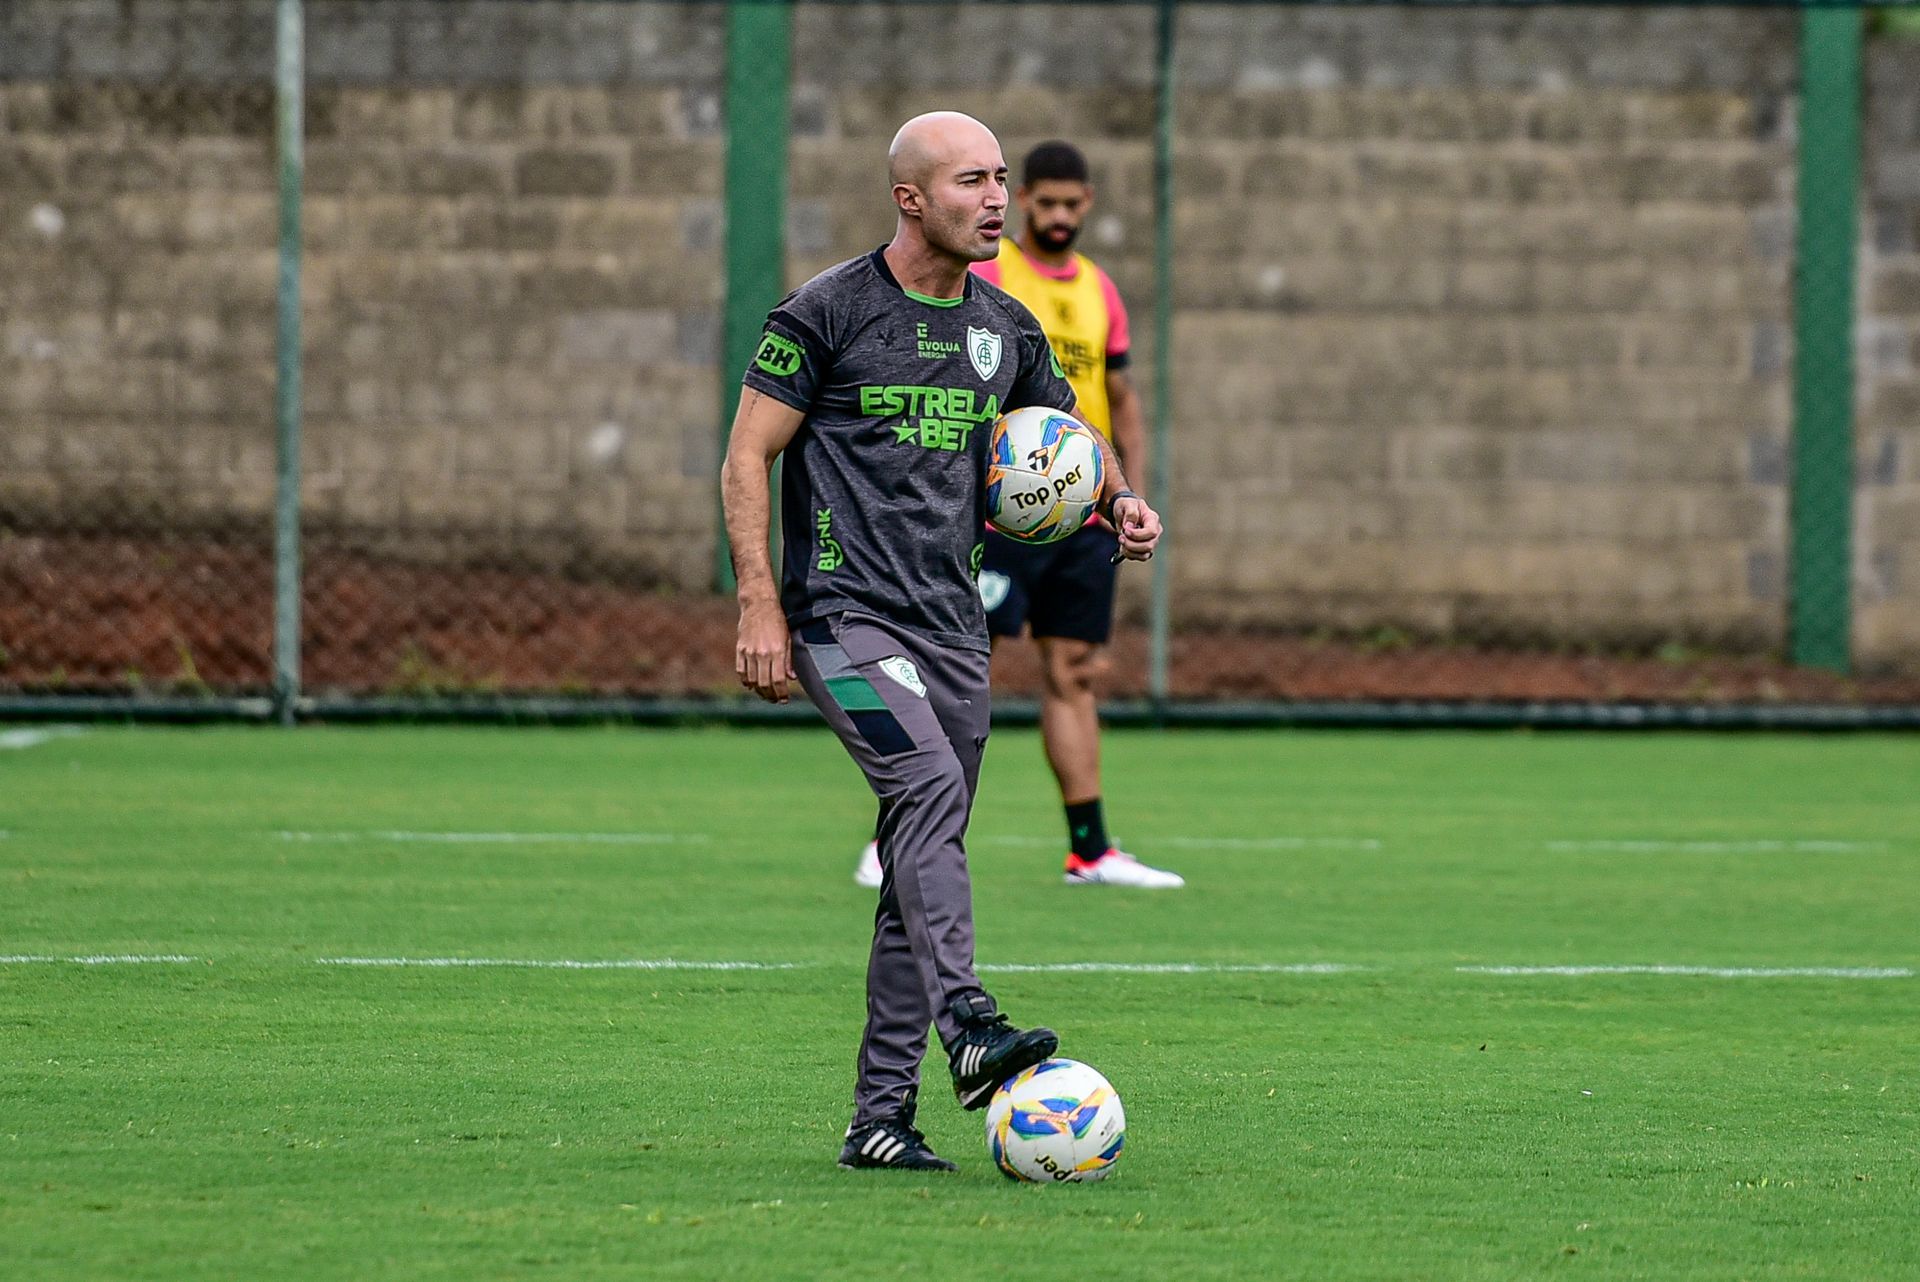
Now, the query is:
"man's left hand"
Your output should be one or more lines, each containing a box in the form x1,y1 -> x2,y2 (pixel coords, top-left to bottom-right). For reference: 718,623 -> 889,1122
1111,493 -> 1162,562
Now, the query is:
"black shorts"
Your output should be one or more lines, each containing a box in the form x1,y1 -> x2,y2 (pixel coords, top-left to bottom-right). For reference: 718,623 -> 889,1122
978,522 -> 1119,644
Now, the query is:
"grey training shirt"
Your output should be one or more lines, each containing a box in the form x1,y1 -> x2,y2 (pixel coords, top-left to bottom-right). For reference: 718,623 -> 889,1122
742,248 -> 1075,652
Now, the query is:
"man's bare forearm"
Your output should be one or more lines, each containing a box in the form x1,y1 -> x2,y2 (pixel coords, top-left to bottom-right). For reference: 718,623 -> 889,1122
719,420 -> 779,604
1091,429 -> 1135,510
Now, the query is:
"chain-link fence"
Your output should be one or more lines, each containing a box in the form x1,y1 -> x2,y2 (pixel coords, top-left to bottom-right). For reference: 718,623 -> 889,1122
4,1 -> 1919,722
1,2 -> 281,703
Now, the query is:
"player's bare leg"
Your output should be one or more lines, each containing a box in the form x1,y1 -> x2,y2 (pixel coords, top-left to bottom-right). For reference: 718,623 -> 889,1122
1038,637 -> 1183,888
1038,636 -> 1105,803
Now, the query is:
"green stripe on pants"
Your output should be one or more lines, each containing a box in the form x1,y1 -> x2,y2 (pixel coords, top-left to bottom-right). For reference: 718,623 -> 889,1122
826,674 -> 888,711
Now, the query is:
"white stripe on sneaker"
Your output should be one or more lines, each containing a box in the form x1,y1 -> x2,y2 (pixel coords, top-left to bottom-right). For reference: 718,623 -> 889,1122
862,1132 -> 886,1158
877,1137 -> 904,1163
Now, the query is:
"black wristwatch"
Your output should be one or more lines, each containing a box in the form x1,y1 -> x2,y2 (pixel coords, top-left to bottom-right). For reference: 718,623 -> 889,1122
1102,488 -> 1137,523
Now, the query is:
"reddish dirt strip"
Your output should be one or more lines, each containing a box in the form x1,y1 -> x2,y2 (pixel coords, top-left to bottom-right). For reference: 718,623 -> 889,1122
4,535 -> 1916,705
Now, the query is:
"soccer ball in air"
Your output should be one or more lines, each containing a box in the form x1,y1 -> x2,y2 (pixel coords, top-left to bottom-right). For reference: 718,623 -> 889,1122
984,1058 -> 1126,1183
985,406 -> 1105,544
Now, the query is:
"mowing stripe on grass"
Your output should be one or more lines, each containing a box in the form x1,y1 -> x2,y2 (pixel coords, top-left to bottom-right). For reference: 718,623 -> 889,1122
259,834 -> 1891,856
980,836 -> 1384,850
275,831 -> 711,845
4,956 -> 1908,980
1459,964 -> 1912,979
1160,836 -> 1383,851
310,958 -> 1364,975
316,956 -> 803,971
0,954 -> 200,965
1544,839 -> 1889,854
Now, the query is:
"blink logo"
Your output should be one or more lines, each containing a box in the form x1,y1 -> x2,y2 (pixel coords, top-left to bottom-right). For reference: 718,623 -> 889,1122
815,508 -> 844,572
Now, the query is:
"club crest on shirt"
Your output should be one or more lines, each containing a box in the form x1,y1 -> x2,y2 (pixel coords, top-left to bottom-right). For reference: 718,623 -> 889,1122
978,571 -> 1011,613
878,655 -> 927,698
966,326 -> 1002,381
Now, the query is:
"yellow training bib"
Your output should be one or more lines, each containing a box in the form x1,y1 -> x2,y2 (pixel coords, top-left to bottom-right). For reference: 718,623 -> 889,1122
992,240 -> 1113,437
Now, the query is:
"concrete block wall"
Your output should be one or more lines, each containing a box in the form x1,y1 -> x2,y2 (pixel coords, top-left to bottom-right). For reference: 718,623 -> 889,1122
0,0 -> 726,593
1861,37 -> 1920,667
792,5 -> 1821,657
2,2 -> 1915,670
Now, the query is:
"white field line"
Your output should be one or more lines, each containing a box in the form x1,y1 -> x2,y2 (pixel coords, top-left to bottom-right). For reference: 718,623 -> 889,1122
980,962 -> 1365,974
275,831 -> 711,846
1545,839 -> 1889,855
0,954 -> 199,965
1157,837 -> 1383,851
979,836 -> 1383,851
281,831 -> 1385,852
314,959 -> 1363,975
0,726 -> 87,751
1460,964 -> 1913,979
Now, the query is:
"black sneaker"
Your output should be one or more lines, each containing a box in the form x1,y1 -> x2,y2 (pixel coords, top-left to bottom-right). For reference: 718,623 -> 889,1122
946,992 -> 1059,1111
838,1112 -> 957,1172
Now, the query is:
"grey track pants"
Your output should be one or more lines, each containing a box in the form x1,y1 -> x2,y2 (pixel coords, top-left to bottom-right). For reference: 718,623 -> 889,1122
790,612 -> 991,1126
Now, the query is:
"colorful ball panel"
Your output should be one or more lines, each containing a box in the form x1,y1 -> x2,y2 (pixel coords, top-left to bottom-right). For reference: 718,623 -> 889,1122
983,1058 -> 1126,1183
985,407 -> 1105,545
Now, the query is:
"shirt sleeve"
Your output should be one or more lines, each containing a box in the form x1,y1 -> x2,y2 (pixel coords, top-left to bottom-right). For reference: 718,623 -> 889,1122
740,285 -> 833,412
1098,266 -> 1131,367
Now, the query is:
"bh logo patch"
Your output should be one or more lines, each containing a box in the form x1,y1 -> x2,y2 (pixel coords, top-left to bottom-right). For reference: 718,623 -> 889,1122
755,331 -> 802,377
966,326 -> 1002,381
878,656 -> 927,698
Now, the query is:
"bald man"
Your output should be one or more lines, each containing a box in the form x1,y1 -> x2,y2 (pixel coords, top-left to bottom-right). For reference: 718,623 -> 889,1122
721,112 -> 1163,1171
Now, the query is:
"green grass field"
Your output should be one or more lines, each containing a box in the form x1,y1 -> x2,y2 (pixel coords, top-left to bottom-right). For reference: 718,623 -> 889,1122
2,726 -> 1917,1280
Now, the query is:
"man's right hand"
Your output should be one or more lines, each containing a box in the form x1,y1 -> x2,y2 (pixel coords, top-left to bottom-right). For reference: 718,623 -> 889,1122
735,598 -> 795,703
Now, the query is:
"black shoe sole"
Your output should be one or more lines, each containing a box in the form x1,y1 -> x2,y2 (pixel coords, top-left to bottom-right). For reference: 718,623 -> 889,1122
953,1027 -> 1059,1111
837,1154 -> 958,1172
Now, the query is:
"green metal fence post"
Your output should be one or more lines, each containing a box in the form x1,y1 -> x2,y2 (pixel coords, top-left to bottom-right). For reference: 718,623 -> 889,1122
272,0 -> 305,724
1148,0 -> 1177,715
714,0 -> 792,595
1789,7 -> 1862,674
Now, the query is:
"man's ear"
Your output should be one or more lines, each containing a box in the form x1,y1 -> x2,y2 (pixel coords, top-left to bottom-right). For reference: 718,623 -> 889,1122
894,183 -> 922,218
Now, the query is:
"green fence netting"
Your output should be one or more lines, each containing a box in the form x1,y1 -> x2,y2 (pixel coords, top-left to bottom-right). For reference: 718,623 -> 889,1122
3,2 -> 1918,723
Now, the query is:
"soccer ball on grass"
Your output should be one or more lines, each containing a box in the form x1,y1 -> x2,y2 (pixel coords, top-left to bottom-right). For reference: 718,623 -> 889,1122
984,1058 -> 1126,1183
